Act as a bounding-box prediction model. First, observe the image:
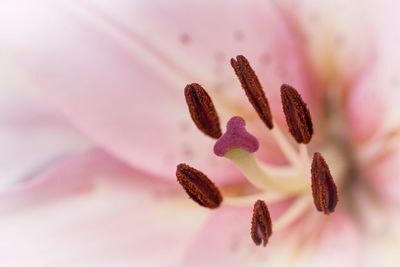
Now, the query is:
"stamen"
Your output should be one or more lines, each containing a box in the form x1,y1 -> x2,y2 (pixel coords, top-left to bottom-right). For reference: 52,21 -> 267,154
281,84 -> 313,144
270,121 -> 302,166
273,195 -> 312,231
311,153 -> 338,214
299,144 -> 309,164
299,143 -> 310,177
231,55 -> 273,129
251,200 -> 272,247
184,83 -> 222,139
176,163 -> 223,209
214,116 -> 259,157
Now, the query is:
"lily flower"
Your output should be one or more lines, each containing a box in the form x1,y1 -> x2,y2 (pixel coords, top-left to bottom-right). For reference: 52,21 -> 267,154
0,0 -> 400,266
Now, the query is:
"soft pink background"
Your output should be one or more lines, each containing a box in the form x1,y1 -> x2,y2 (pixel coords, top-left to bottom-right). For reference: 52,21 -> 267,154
0,0 -> 400,266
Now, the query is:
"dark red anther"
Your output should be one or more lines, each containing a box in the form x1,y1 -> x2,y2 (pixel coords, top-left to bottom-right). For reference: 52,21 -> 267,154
184,83 -> 222,139
231,55 -> 273,129
176,163 -> 223,209
251,200 -> 272,247
281,84 -> 313,144
311,152 -> 338,214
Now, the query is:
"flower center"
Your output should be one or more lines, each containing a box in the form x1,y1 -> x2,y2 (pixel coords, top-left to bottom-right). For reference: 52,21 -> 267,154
318,87 -> 363,214
176,55 -> 339,247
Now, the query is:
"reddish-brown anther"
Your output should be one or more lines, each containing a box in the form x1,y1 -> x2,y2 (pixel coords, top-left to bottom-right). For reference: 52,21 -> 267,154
281,84 -> 313,144
231,55 -> 273,129
184,83 -> 222,139
311,153 -> 338,215
251,200 -> 272,247
176,163 -> 223,209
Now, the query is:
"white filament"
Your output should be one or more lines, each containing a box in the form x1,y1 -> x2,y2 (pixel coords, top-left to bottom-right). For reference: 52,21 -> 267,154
270,123 -> 302,167
273,196 -> 312,232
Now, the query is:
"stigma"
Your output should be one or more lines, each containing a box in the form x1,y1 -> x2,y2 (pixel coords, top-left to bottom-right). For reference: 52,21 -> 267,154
177,55 -> 338,247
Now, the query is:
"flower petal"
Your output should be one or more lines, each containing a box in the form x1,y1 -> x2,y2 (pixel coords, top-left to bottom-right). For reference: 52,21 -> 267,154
0,148 -> 210,266
0,51 -> 90,189
0,0 -> 310,181
181,205 -> 359,267
347,0 -> 400,143
294,211 -> 359,267
180,202 -> 297,267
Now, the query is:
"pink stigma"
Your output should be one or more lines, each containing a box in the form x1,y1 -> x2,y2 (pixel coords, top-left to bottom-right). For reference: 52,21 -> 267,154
213,116 -> 259,157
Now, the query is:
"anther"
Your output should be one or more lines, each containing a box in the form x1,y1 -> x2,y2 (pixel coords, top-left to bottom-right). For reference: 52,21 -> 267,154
281,84 -> 313,144
231,55 -> 273,129
184,83 -> 222,139
176,163 -> 223,209
311,153 -> 338,214
251,200 -> 272,247
214,116 -> 259,157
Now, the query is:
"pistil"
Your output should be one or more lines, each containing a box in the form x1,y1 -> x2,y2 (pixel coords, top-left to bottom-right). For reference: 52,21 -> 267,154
214,116 -> 308,193
225,148 -> 308,194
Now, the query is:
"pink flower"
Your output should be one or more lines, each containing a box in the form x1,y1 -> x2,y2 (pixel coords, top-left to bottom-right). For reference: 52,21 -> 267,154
1,0 -> 400,266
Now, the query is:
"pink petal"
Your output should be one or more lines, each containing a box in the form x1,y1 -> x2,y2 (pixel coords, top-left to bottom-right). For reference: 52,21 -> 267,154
347,0 -> 400,143
365,149 -> 400,207
294,211 -> 359,267
0,54 -> 90,189
181,205 -> 359,267
180,202 -> 292,267
346,60 -> 385,144
277,1 -> 376,81
0,148 -> 210,266
356,188 -> 400,267
181,206 -> 275,267
0,0 -> 310,182
276,0 -> 400,145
